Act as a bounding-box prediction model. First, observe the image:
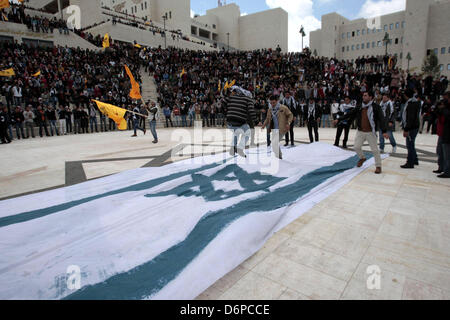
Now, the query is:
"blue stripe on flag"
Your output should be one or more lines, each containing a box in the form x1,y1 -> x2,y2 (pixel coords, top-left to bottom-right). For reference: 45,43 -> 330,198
64,153 -> 368,300
0,162 -> 229,228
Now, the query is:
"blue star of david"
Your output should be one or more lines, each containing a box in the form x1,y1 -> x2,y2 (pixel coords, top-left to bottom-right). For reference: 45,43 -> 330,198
145,164 -> 285,202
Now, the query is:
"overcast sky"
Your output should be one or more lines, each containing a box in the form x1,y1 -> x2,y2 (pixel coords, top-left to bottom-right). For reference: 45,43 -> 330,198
190,0 -> 407,52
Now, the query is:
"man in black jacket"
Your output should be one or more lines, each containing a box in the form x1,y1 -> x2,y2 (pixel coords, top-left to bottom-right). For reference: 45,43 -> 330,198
0,105 -> 12,144
282,91 -> 297,147
401,89 -> 421,169
437,92 -> 450,178
303,98 -> 321,143
340,91 -> 388,174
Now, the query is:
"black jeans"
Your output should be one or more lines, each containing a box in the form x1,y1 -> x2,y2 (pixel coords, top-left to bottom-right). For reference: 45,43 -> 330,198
406,128 -> 419,165
307,120 -> 319,143
335,124 -> 351,147
285,121 -> 295,145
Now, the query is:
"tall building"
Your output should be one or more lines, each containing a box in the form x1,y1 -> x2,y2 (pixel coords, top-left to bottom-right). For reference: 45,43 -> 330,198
76,0 -> 288,52
310,0 -> 450,77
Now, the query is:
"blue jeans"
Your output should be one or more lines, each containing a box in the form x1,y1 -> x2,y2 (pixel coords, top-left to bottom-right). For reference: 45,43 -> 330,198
181,115 -> 187,127
149,120 -> 158,141
406,128 -> 419,165
90,117 -> 98,132
228,124 -> 250,150
379,128 -> 397,150
15,122 -> 24,139
49,120 -> 59,135
133,119 -> 145,135
7,124 -> 13,140
188,113 -> 194,127
321,114 -> 331,128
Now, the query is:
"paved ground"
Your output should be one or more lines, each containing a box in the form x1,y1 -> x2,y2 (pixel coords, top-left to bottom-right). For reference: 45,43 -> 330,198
1,126 -> 449,300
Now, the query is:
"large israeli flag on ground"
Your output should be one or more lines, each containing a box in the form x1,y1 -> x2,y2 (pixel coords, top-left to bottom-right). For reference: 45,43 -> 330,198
0,143 -> 377,300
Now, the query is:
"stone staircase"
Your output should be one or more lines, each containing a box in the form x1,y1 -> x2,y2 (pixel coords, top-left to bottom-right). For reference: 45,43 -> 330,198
140,68 -> 166,128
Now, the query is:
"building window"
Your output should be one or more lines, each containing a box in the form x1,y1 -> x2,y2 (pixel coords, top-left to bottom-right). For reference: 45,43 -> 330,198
377,41 -> 381,47
402,21 -> 405,28
362,43 -> 365,49
390,23 -> 393,30
396,22 -> 399,29
347,46 -> 349,51
441,47 -> 446,54
439,65 -> 444,71
373,27 -> 376,33
367,28 -> 370,34
400,52 -> 403,59
372,41 -> 375,48
342,33 -> 345,39
141,3 -> 143,10
347,32 -> 350,39
357,30 -> 360,36
352,45 -> 355,51
367,42 -> 370,48
384,25 -> 388,31
342,47 -> 345,52
434,48 -> 438,55
145,2 -> 147,9
448,64 -> 450,70
401,37 -> 403,44
352,31 -> 355,37
362,29 -> 365,35
448,47 -> 450,53
395,38 -> 399,44
357,44 -> 360,50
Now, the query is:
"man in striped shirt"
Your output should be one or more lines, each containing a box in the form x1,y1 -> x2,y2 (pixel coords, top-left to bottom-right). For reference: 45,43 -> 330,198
225,86 -> 257,158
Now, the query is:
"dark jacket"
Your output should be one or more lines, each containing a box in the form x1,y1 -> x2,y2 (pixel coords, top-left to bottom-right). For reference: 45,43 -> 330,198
402,99 -> 421,132
438,106 -> 450,144
302,104 -> 322,123
341,102 -> 387,133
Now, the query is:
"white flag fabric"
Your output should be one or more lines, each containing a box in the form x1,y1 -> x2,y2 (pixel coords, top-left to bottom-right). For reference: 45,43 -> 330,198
0,143 -> 381,300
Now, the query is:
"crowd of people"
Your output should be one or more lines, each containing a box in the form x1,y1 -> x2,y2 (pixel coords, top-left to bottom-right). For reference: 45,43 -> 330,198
0,11 -> 449,176
0,2 -> 70,35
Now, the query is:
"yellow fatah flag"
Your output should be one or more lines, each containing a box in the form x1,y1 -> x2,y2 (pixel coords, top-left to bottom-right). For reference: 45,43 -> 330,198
223,81 -> 229,91
229,79 -> 236,87
32,70 -> 41,77
180,68 -> 186,78
124,65 -> 142,100
0,68 -> 15,77
102,33 -> 110,49
93,100 -> 128,130
0,0 -> 10,10
2,12 -> 8,21
134,44 -> 142,48
218,80 -> 221,92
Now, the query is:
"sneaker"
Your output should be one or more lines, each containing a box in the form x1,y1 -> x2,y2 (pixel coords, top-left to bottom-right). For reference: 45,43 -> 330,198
356,158 -> 367,168
392,147 -> 397,154
237,149 -> 247,158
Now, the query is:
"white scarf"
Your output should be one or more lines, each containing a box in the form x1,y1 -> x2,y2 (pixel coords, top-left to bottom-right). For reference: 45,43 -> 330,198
362,101 -> 376,134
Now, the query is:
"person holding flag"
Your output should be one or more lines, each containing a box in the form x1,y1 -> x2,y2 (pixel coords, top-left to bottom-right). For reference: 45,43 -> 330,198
131,102 -> 146,137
